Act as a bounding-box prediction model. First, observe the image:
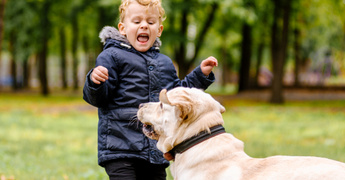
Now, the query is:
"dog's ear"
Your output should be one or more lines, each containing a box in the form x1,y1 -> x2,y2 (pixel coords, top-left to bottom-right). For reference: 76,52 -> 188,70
161,88 -> 193,121
172,91 -> 193,121
159,89 -> 172,105
176,101 -> 193,121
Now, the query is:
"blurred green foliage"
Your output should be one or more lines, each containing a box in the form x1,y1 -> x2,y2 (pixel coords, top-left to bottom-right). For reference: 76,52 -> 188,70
2,0 -> 345,91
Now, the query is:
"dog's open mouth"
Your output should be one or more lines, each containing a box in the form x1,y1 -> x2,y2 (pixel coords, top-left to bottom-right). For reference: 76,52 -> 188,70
142,124 -> 159,140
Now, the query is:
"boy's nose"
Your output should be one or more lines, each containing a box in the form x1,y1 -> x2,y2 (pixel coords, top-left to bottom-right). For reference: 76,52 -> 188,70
140,22 -> 148,29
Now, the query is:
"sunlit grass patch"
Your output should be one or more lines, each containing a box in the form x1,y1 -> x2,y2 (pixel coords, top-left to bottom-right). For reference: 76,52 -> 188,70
0,93 -> 105,179
1,93 -> 344,180
223,100 -> 345,161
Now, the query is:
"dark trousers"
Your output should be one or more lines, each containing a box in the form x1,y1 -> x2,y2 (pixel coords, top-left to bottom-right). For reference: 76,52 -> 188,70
104,158 -> 167,180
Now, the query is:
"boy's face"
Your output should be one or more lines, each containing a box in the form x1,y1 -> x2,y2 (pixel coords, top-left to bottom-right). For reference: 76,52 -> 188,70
118,2 -> 164,52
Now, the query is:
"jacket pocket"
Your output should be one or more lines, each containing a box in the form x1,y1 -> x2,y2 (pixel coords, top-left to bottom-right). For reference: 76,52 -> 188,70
106,119 -> 146,151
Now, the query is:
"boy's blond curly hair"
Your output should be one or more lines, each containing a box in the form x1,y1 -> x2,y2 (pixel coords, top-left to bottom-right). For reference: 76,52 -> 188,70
119,0 -> 166,24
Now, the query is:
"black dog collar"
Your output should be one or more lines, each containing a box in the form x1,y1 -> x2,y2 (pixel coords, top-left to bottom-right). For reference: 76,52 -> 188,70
167,125 -> 226,160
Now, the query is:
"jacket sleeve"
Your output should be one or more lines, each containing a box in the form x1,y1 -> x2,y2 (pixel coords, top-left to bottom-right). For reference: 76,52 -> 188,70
83,49 -> 118,108
83,69 -> 109,108
178,65 -> 215,90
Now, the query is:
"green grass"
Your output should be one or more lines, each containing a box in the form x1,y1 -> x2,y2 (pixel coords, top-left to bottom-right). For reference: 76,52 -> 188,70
222,100 -> 345,162
0,93 -> 106,179
0,92 -> 344,179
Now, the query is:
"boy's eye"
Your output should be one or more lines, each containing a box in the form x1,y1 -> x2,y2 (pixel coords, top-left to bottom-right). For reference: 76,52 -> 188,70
132,19 -> 140,24
147,19 -> 156,25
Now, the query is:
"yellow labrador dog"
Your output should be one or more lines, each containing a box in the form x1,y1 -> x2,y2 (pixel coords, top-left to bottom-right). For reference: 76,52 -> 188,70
137,87 -> 345,180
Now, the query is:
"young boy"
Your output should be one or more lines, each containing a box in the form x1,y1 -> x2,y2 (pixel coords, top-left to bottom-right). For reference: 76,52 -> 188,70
83,0 -> 218,179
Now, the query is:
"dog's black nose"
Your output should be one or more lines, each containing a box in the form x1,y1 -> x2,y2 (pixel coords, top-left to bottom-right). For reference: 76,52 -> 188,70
139,104 -> 144,109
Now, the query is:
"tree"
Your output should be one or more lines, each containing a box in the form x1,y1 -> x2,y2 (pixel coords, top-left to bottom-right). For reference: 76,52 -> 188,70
162,0 -> 219,78
4,0 -> 36,90
293,16 -> 302,87
0,0 -> 6,88
270,0 -> 292,103
50,0 -> 72,90
9,31 -> 17,90
251,0 -> 271,88
81,0 -> 120,74
238,22 -> 252,92
59,27 -> 68,89
37,0 -> 53,95
238,0 -> 258,92
70,7 -> 80,90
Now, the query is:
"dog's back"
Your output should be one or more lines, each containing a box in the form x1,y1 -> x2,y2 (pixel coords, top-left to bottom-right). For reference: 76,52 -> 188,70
172,133 -> 345,180
244,155 -> 345,180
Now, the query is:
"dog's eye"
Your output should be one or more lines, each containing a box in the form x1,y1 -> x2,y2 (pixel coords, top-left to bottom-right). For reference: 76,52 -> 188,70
160,102 -> 163,109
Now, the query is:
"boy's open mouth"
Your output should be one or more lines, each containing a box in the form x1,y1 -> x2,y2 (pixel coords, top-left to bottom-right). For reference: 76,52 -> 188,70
137,34 -> 149,43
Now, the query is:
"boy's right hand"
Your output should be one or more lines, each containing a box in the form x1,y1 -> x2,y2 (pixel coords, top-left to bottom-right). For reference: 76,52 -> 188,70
91,66 -> 109,84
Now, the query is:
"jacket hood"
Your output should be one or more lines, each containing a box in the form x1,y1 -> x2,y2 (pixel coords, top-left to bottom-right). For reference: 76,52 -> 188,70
99,26 -> 162,48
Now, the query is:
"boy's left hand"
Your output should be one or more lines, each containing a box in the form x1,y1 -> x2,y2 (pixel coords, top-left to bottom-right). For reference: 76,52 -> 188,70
200,56 -> 218,76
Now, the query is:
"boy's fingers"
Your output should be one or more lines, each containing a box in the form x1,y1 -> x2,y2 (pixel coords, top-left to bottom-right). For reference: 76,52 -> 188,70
94,67 -> 109,80
94,67 -> 108,78
91,75 -> 101,84
98,71 -> 109,81
214,59 -> 218,66
98,66 -> 109,77
91,67 -> 109,84
93,73 -> 107,83
212,58 -> 218,66
206,57 -> 218,66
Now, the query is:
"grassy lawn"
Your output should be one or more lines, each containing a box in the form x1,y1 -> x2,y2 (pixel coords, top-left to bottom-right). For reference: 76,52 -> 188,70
0,93 -> 105,179
0,92 -> 344,179
222,100 -> 345,161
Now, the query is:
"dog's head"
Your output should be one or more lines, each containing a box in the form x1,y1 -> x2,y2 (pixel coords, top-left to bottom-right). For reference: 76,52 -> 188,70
137,87 -> 225,153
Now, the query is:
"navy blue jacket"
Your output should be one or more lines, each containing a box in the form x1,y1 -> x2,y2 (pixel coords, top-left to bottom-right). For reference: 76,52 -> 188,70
83,26 -> 215,167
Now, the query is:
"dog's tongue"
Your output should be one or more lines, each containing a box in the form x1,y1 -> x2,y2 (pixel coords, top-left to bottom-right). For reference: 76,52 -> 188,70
138,35 -> 149,42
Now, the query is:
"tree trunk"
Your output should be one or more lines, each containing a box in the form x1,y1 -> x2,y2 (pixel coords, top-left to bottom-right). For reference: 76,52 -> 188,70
10,58 -> 17,90
71,10 -> 79,90
59,27 -> 68,89
83,35 -> 95,81
254,41 -> 264,87
22,57 -> 29,88
293,28 -> 301,87
9,32 -> 18,90
270,0 -> 291,104
254,8 -> 269,88
38,46 -> 49,95
38,1 -> 51,96
270,0 -> 280,102
221,42 -> 229,87
238,23 -> 252,92
175,9 -> 188,79
0,0 -> 7,88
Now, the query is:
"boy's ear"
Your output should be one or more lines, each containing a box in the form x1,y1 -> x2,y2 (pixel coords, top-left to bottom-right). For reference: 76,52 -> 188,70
157,25 -> 164,37
118,22 -> 126,36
